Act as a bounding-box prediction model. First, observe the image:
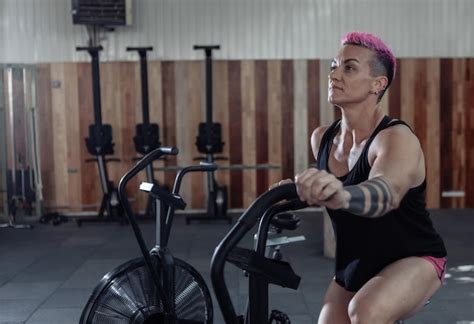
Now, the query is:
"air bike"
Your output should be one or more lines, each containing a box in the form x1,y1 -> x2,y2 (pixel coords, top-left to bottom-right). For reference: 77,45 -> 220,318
211,183 -> 308,324
80,147 -> 214,324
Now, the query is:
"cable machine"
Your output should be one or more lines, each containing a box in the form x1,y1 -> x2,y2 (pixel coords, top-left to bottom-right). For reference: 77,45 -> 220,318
0,66 -> 43,229
0,67 -> 8,223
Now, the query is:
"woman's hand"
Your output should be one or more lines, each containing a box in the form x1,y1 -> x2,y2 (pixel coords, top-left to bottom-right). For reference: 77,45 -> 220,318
294,168 -> 349,209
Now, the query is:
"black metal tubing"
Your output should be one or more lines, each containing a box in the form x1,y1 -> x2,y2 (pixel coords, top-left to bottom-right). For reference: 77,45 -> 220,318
163,163 -> 217,246
147,185 -> 186,211
76,46 -> 123,224
127,47 -> 160,220
193,45 -> 220,160
210,183 -> 308,324
248,199 -> 307,323
117,146 -> 178,312
193,45 -> 221,221
255,200 -> 308,255
76,46 -> 104,127
193,45 -> 220,126
126,47 -> 153,125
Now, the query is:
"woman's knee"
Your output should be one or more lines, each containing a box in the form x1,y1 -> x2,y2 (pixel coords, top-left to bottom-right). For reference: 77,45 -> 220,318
318,302 -> 351,324
348,296 -> 391,324
318,280 -> 355,324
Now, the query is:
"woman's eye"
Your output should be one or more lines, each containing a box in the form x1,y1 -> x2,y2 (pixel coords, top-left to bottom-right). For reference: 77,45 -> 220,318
330,65 -> 337,71
345,65 -> 354,72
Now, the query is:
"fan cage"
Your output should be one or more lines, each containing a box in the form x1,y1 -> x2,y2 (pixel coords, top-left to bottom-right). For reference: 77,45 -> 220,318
80,257 -> 213,324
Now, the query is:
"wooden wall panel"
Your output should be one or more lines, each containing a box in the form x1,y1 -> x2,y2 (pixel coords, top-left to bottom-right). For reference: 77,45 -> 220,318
388,59 -> 402,119
118,62 -> 141,208
174,62 -> 191,205
439,59 -> 454,208
148,62 -> 166,185
63,64 -> 82,211
466,59 -> 474,207
318,60 -> 337,126
413,60 -> 428,159
281,61 -> 294,181
254,61 -> 269,195
36,65 -> 56,206
241,61 -> 257,207
451,59 -> 467,208
425,59 -> 441,208
293,60 -> 309,175
228,61 -> 243,208
400,59 -> 416,129
213,61 -> 231,195
28,58 -> 474,210
161,62 -> 178,188
307,60 -> 320,165
77,63 -> 100,209
50,64 -> 69,207
267,61 -> 283,186
130,62 -> 148,211
185,61 -> 205,209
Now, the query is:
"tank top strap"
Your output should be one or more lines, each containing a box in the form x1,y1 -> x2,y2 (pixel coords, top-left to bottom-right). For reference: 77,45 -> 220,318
316,119 -> 342,168
321,119 -> 342,146
385,119 -> 415,133
355,116 -> 417,181
362,115 -> 394,149
362,117 -> 415,159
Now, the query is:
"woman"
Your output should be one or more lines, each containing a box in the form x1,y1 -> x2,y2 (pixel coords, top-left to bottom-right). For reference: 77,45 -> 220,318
293,32 -> 447,323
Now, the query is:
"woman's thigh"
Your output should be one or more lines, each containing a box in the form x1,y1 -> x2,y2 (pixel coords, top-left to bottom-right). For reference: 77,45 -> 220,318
349,256 -> 442,322
318,279 -> 355,324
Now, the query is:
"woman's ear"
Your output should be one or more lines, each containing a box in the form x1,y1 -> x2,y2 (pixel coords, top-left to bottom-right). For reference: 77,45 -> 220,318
371,75 -> 389,94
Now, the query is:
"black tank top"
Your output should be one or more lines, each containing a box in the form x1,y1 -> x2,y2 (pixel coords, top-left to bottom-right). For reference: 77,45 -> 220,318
316,116 -> 447,292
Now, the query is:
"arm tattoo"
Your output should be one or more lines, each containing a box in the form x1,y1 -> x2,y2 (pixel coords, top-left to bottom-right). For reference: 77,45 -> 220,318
343,177 -> 393,218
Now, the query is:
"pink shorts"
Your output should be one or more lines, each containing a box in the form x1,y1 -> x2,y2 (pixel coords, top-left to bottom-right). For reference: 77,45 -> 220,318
420,256 -> 447,284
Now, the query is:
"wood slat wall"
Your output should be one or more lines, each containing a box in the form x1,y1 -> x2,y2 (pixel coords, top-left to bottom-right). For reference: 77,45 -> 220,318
27,58 -> 474,211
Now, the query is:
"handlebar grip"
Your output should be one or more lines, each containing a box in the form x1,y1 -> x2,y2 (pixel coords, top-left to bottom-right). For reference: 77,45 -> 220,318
160,147 -> 178,155
126,46 -> 153,52
193,45 -> 220,50
172,163 -> 217,195
118,147 -> 179,206
76,46 -> 103,52
198,162 -> 218,172
140,182 -> 186,210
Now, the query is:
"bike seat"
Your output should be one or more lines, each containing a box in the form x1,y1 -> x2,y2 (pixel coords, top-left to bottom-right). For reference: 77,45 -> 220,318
271,213 -> 300,231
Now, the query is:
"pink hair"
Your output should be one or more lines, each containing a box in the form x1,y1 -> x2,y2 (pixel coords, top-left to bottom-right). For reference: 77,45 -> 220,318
341,32 -> 396,85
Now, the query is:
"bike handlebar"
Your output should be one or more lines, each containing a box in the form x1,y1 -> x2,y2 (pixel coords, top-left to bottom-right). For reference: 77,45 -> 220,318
116,147 -> 179,312
210,183 -> 308,324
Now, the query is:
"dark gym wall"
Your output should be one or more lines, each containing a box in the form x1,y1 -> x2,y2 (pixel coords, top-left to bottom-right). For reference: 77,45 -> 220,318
27,58 -> 474,212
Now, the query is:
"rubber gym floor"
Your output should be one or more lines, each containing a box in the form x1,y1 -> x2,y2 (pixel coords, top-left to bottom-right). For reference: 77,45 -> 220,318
0,209 -> 472,324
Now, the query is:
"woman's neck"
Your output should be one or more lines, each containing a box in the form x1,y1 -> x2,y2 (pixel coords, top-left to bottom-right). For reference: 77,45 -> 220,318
338,105 -> 385,144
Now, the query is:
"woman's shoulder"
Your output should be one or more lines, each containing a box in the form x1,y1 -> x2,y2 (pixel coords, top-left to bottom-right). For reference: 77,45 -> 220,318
311,125 -> 331,144
369,118 -> 423,160
310,125 -> 332,157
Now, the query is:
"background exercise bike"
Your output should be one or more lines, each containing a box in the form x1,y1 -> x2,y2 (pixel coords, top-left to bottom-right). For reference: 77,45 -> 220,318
80,147 -> 215,324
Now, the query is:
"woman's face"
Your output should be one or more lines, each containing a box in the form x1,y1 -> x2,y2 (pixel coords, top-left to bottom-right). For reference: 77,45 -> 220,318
328,44 -> 380,106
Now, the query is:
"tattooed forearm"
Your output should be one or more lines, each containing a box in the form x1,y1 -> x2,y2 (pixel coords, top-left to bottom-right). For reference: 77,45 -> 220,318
343,177 -> 393,218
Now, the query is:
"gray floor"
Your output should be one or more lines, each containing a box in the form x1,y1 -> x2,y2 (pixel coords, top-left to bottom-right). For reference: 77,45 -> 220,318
0,209 -> 473,324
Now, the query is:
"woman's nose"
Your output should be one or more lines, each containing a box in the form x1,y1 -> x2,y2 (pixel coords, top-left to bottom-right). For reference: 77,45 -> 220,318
328,67 -> 340,80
